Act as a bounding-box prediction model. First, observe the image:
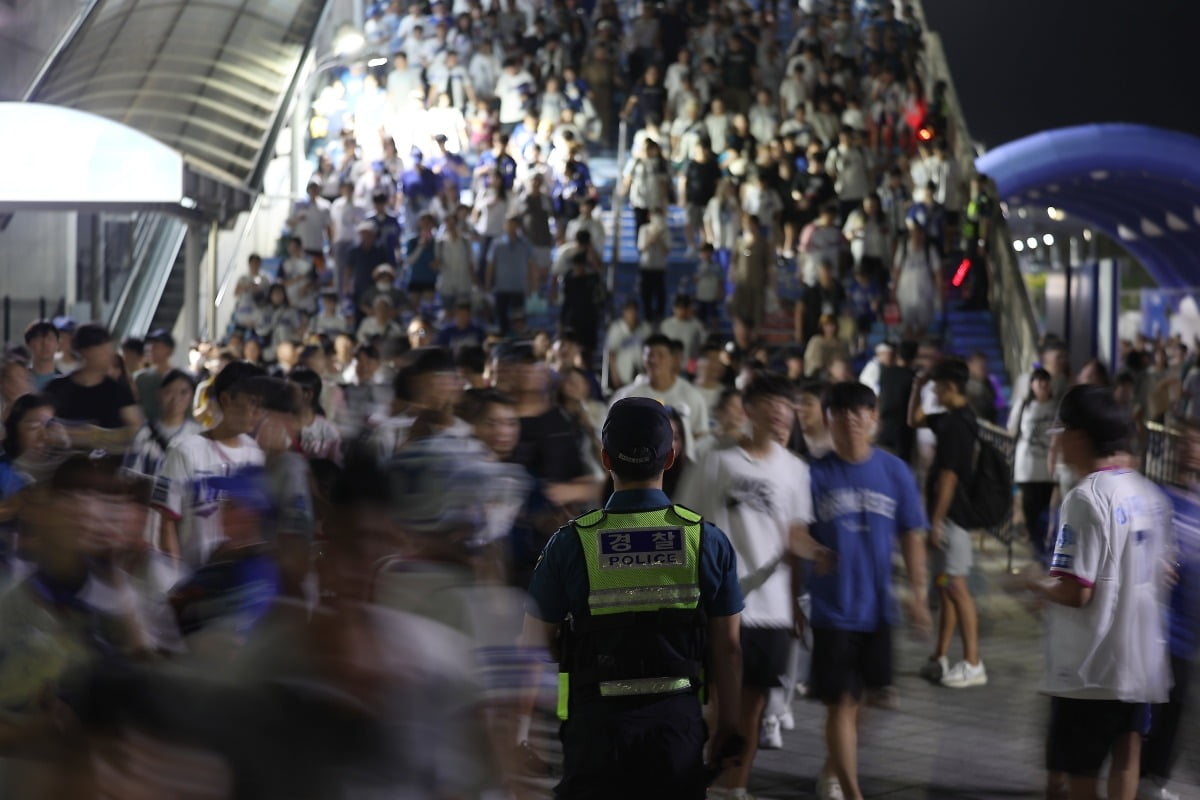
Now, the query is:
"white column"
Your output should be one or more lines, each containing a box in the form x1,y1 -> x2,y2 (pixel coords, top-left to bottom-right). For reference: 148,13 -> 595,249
208,221 -> 219,339
183,223 -> 202,344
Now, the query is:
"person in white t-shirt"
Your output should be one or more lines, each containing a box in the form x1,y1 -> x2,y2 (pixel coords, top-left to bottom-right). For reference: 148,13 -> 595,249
1012,368 -> 1059,565
659,295 -> 707,366
288,181 -> 332,259
609,334 -> 710,460
495,58 -> 535,130
604,301 -> 652,390
678,371 -> 812,797
280,237 -> 317,313
154,362 -> 268,570
1026,385 -> 1174,800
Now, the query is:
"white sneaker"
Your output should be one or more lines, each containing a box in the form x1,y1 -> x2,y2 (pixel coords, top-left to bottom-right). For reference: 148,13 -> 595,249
759,715 -> 783,749
941,660 -> 988,688
795,681 -> 808,697
777,708 -> 795,731
1138,780 -> 1181,800
816,774 -> 845,800
919,656 -> 949,682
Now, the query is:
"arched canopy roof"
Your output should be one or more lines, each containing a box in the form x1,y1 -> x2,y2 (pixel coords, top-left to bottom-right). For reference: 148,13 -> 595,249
22,0 -> 328,222
975,124 -> 1200,288
0,102 -> 184,210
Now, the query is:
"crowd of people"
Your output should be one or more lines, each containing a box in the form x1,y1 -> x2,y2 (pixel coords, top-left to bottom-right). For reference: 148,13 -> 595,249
0,0 -> 1193,798
235,0 -> 996,387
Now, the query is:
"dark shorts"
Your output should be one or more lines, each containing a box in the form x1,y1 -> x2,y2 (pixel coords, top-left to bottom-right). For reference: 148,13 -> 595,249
558,694 -> 707,800
407,280 -> 436,294
1046,697 -> 1151,777
741,627 -> 792,688
809,626 -> 893,704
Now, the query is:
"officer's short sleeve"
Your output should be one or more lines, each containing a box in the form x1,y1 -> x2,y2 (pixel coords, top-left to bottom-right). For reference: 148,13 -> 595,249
525,526 -> 579,623
700,522 -> 744,617
1050,488 -> 1103,587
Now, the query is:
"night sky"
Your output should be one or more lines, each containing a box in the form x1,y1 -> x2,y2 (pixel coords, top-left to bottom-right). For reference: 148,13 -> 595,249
922,0 -> 1200,149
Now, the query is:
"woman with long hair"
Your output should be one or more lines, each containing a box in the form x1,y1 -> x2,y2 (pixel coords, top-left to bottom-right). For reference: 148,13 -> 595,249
288,366 -> 343,464
556,366 -> 605,479
471,166 -> 510,282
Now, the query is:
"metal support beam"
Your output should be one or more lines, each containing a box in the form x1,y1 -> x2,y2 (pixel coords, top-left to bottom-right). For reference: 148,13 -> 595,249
208,220 -> 219,339
183,223 -> 202,344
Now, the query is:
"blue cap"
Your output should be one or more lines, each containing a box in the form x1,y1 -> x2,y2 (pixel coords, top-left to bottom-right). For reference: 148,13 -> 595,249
602,397 -> 674,477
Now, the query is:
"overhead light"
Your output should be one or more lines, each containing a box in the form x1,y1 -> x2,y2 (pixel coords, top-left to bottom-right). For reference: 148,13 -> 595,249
367,56 -> 387,67
1026,237 -> 1038,249
335,27 -> 365,56
1017,208 -> 1028,219
1043,233 -> 1055,246
1083,229 -> 1093,241
1047,206 -> 1066,221
1013,240 -> 1024,252
181,196 -> 197,209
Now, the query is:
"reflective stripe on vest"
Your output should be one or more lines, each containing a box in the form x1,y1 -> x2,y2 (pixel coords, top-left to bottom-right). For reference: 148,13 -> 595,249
557,505 -> 703,719
598,676 -> 693,697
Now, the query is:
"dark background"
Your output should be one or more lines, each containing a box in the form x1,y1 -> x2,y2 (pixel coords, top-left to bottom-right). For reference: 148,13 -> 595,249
922,0 -> 1200,148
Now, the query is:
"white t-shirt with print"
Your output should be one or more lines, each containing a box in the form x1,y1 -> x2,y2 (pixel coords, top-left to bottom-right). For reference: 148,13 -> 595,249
605,319 -> 651,386
154,433 -> 265,570
678,441 -> 812,627
608,375 -> 711,461
1013,398 -> 1056,483
1043,469 -> 1173,703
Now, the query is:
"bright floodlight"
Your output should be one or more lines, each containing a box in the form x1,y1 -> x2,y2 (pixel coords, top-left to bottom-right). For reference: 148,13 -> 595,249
1083,229 -> 1093,241
335,28 -> 365,55
1013,240 -> 1025,252
1043,233 -> 1055,246
367,57 -> 388,67
1026,237 -> 1038,249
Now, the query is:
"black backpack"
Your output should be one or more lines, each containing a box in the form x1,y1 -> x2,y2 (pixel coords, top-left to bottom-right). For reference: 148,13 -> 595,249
959,421 -> 1012,529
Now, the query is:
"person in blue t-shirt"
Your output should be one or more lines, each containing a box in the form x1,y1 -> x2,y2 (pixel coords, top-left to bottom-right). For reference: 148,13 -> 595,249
434,301 -> 485,353
792,381 -> 929,800
1142,435 -> 1200,798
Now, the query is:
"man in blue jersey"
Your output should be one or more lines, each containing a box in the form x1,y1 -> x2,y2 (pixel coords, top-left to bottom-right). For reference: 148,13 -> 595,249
791,381 -> 929,800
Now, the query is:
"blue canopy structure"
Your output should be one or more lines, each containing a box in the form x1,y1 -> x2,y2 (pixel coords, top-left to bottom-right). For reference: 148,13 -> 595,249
975,124 -> 1200,288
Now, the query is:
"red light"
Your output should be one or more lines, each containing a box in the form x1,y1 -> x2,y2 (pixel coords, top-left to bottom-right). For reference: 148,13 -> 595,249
917,127 -> 934,142
952,258 -> 971,287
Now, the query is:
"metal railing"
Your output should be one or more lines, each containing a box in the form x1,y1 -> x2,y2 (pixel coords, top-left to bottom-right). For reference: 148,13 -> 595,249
2,296 -> 66,348
106,212 -> 188,338
916,3 -> 1040,383
1145,421 -> 1187,488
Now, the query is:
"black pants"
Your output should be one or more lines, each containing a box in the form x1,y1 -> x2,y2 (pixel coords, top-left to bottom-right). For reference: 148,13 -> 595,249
1143,654 -> 1192,780
558,696 -> 707,800
494,290 -> 524,335
632,207 -> 650,239
640,269 -> 666,323
1019,482 -> 1056,565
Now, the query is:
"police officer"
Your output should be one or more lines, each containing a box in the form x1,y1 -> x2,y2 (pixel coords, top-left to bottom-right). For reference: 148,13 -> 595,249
522,397 -> 745,799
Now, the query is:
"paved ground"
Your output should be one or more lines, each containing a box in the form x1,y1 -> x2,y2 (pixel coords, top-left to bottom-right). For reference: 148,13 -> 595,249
527,537 -> 1200,799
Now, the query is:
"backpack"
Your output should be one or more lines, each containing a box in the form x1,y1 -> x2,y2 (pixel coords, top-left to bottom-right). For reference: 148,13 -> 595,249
958,420 -> 1012,529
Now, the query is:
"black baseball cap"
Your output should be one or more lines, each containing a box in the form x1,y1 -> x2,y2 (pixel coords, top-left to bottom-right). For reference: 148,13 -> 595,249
145,328 -> 176,349
602,397 -> 674,479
